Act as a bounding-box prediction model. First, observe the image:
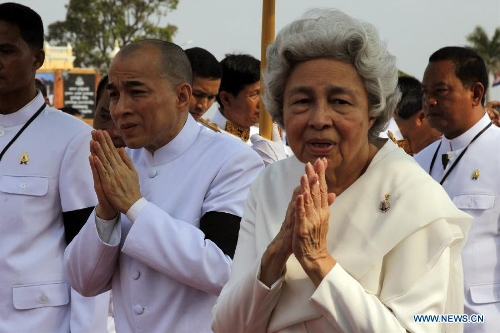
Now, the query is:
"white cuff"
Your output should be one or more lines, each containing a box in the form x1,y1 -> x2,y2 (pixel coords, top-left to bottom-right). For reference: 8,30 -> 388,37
126,197 -> 149,222
95,214 -> 119,245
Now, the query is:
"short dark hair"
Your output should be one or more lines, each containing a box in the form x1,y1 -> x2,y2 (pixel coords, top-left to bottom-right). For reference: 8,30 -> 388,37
60,107 -> 82,116
396,75 -> 422,115
397,76 -> 421,98
117,39 -> 192,86
216,53 -> 260,107
35,78 -> 47,98
95,74 -> 109,111
0,2 -> 44,49
398,87 -> 424,120
185,47 -> 221,79
429,46 -> 488,104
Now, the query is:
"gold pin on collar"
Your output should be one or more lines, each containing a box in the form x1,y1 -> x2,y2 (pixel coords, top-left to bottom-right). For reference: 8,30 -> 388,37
472,169 -> 480,180
379,193 -> 391,213
20,152 -> 29,165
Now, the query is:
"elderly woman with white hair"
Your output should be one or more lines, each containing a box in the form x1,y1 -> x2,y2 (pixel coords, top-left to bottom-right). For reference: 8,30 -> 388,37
211,8 -> 471,333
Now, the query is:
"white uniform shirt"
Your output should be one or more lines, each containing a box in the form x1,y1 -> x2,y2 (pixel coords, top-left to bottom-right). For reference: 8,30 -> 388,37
415,114 -> 500,333
210,110 -> 290,165
65,116 -> 264,333
0,93 -> 109,333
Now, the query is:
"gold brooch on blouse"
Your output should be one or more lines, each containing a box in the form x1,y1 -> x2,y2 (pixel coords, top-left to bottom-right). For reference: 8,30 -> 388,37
472,169 -> 480,180
379,193 -> 391,213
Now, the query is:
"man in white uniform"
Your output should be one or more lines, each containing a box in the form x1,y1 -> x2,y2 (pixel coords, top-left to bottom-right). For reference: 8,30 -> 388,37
64,39 -> 264,333
415,46 -> 500,332
185,47 -> 221,123
0,3 -> 109,332
212,53 -> 290,164
212,53 -> 261,143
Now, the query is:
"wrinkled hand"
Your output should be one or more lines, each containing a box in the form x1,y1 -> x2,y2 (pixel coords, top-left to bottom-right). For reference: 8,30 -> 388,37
90,130 -> 142,220
259,165 -> 321,287
268,186 -> 301,258
485,101 -> 500,127
293,158 -> 336,285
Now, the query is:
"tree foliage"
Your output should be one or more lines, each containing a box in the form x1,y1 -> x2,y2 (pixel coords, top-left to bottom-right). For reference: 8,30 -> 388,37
466,26 -> 500,82
46,0 -> 179,71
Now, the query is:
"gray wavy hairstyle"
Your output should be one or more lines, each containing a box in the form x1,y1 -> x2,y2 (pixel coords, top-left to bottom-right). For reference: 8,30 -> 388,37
263,8 -> 401,142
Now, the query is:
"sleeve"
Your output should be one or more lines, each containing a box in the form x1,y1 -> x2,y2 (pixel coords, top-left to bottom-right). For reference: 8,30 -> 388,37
59,129 -> 97,211
121,148 -> 264,296
250,124 -> 289,166
311,229 -> 461,333
64,210 -> 122,297
59,129 -> 97,244
212,182 -> 284,333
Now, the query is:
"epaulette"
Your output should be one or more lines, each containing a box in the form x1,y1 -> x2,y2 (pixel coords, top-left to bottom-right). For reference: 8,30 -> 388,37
388,130 -> 413,156
199,118 -> 221,132
225,122 -> 250,142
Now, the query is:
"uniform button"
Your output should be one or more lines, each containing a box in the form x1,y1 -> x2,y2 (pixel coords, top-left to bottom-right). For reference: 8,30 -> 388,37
20,183 -> 27,189
131,270 -> 140,280
0,129 -> 5,137
148,168 -> 157,178
134,304 -> 144,315
38,294 -> 48,304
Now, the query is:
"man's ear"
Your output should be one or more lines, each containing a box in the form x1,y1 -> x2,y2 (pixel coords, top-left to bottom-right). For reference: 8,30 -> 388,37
32,48 -> 45,71
219,91 -> 231,110
471,82 -> 485,107
176,82 -> 192,112
415,109 -> 426,126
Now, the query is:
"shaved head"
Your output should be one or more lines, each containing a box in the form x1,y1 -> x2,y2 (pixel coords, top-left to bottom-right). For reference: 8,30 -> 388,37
116,39 -> 192,87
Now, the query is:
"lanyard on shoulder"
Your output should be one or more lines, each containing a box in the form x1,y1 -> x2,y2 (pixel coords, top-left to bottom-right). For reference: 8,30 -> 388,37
0,103 -> 47,162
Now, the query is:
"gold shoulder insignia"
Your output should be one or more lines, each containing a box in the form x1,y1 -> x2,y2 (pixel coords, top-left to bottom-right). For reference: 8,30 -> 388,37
225,122 -> 250,142
387,130 -> 397,143
199,118 -> 221,132
388,131 -> 413,156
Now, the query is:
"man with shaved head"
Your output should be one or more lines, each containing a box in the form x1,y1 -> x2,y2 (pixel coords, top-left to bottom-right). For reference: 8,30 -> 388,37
65,39 -> 263,333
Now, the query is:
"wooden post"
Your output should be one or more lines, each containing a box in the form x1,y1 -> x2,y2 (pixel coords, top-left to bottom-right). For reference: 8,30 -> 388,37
259,0 -> 275,140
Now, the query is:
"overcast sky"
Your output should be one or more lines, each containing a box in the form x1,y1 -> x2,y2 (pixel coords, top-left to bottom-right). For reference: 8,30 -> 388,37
15,0 -> 500,99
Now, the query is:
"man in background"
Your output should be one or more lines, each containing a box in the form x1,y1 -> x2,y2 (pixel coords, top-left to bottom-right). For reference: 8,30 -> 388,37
414,46 -> 500,332
92,74 -> 125,148
0,3 -> 109,332
185,47 -> 221,126
213,53 -> 261,143
382,76 -> 420,140
388,77 -> 441,155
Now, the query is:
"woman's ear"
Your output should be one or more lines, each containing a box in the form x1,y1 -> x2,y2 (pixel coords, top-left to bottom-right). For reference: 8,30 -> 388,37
368,116 -> 376,129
